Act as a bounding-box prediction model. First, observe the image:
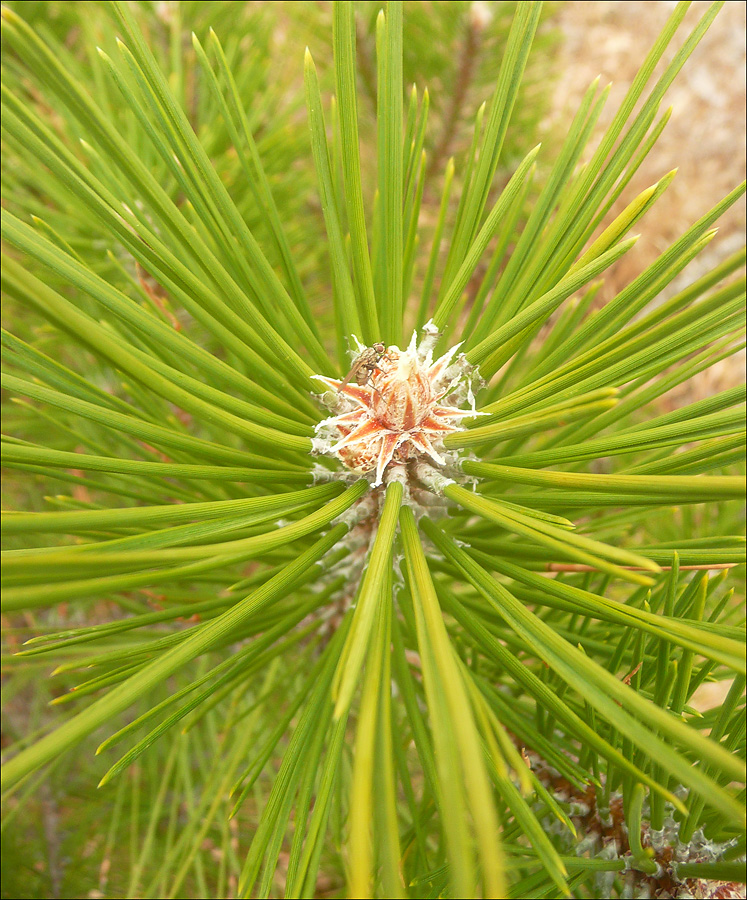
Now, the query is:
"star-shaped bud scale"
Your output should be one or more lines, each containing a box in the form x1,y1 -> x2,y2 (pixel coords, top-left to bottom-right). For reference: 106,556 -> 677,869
312,327 -> 482,489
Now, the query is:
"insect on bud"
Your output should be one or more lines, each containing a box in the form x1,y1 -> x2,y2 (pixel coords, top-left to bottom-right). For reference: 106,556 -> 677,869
313,329 -> 482,488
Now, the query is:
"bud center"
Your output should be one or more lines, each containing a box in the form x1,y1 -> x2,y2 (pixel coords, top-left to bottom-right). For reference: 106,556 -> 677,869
371,354 -> 434,431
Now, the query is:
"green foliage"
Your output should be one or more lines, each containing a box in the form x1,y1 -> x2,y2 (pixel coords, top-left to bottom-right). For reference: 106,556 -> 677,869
1,2 -> 745,898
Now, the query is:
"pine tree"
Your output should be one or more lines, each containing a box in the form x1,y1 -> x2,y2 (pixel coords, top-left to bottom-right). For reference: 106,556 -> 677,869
2,2 -> 745,897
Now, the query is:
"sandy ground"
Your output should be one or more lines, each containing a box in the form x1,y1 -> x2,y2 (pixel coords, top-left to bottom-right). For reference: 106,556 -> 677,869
548,1 -> 746,403
550,1 -> 745,263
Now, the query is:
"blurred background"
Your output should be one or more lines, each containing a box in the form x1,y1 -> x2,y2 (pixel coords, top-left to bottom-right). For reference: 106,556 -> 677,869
549,0 -> 745,404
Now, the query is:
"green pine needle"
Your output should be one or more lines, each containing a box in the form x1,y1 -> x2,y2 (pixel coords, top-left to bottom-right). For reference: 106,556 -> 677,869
2,2 -> 744,898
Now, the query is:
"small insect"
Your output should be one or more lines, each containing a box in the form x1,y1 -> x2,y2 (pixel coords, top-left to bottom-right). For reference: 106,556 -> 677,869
339,342 -> 387,390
